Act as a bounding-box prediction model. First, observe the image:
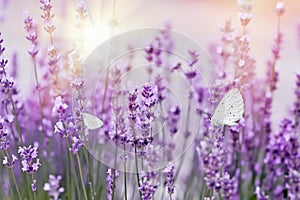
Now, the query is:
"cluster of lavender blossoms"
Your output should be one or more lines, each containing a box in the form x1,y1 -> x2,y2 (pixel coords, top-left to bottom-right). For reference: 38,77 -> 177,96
43,174 -> 65,200
0,1 -> 300,200
18,144 -> 41,191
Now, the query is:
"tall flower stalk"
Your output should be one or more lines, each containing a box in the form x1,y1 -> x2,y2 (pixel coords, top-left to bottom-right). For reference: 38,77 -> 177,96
23,14 -> 47,150
128,88 -> 143,199
1,117 -> 21,199
40,0 -> 60,95
0,33 -> 23,144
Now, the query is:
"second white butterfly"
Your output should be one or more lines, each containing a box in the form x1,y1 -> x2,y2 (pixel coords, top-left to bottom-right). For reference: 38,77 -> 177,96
210,88 -> 244,126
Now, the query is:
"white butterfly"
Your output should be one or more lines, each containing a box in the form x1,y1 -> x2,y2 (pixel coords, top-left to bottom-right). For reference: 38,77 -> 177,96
210,88 -> 244,126
82,112 -> 103,130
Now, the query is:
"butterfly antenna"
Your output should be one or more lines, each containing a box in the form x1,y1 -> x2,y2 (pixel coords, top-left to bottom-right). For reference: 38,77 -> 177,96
196,109 -> 211,118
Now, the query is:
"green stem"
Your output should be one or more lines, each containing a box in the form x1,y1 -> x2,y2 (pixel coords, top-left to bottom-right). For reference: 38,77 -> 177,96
0,67 -> 20,143
66,138 -> 81,199
131,120 -> 142,200
4,151 -> 21,199
218,192 -> 223,200
159,102 -> 167,161
112,97 -> 119,199
65,145 -> 72,199
76,154 -> 88,200
23,173 -> 32,199
83,148 -> 95,199
198,178 -> 206,200
95,151 -> 103,196
8,88 -> 23,144
32,175 -> 37,200
174,89 -> 192,180
11,168 -> 21,199
32,60 -> 46,149
75,86 -> 96,199
134,144 -> 142,200
9,185 -> 14,200
89,181 -> 95,200
112,138 -> 118,199
123,143 -> 128,200
4,105 -> 17,141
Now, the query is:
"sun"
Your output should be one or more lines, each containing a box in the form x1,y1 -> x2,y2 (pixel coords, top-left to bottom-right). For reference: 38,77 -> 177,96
81,22 -> 113,58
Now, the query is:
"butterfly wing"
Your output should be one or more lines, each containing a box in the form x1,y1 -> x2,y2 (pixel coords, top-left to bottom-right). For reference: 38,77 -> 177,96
210,88 -> 244,126
223,88 -> 244,126
210,95 -> 226,126
82,113 -> 103,130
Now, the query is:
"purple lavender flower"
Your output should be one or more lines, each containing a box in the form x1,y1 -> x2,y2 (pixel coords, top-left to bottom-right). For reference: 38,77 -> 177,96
255,186 -> 269,200
32,179 -> 37,192
202,133 -> 225,191
40,0 -> 56,35
54,120 -> 67,137
187,50 -> 199,67
145,45 -> 154,63
52,96 -> 68,117
138,171 -> 158,200
68,51 -> 84,92
40,0 -> 61,95
128,88 -> 139,122
11,52 -> 18,78
203,154 -> 222,191
0,33 -> 7,66
43,174 -> 65,200
293,74 -> 300,126
286,169 -> 300,200
109,110 -> 132,147
264,118 -> 300,198
0,127 -> 9,150
69,136 -> 83,154
260,91 -> 273,144
163,162 -> 175,198
0,76 -> 15,95
24,15 -> 39,59
141,84 -> 157,108
222,172 -> 238,200
167,106 -> 181,135
107,168 -> 119,200
54,116 -> 78,138
154,75 -> 165,102
184,50 -> 199,80
159,22 -> 174,54
2,154 -> 18,168
18,145 -> 41,174
46,45 -> 59,74
264,2 -> 284,92
75,1 -> 88,30
139,85 -> 158,134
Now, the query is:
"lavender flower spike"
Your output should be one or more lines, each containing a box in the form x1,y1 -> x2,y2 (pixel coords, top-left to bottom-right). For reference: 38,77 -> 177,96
18,145 -> 41,174
138,172 -> 158,200
107,168 -> 119,200
2,154 -> 18,168
163,162 -> 175,199
43,174 -> 65,200
32,179 -> 37,192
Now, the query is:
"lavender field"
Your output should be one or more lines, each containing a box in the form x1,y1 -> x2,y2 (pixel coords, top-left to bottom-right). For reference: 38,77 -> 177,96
0,0 -> 300,199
